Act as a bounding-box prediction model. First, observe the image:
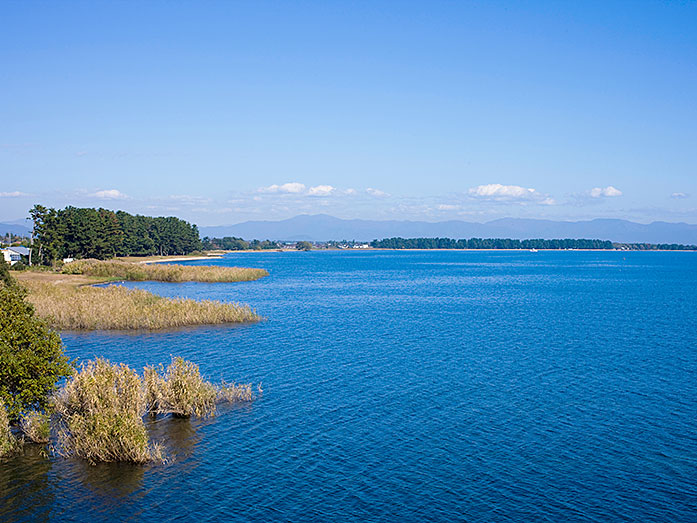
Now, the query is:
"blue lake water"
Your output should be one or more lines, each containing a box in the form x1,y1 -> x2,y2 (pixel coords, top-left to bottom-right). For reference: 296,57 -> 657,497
2,250 -> 697,521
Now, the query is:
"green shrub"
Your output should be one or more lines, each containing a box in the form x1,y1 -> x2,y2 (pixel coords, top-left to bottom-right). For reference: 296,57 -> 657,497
54,359 -> 161,464
0,283 -> 72,422
145,357 -> 217,418
0,257 -> 12,286
20,411 -> 51,443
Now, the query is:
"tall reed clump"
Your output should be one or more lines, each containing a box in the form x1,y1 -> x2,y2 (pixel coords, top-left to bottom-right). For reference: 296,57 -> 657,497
53,359 -> 162,464
145,357 -> 217,417
62,259 -> 268,283
0,400 -> 19,458
145,357 -> 256,418
23,280 -> 261,330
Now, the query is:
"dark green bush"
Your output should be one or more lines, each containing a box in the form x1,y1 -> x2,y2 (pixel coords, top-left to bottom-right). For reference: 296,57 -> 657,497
0,280 -> 72,422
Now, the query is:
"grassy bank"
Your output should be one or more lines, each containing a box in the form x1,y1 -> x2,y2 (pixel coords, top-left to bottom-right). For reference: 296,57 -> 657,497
62,259 -> 268,283
22,280 -> 260,330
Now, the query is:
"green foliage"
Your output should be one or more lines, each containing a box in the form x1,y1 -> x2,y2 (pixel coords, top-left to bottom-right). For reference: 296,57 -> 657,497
0,284 -> 72,422
0,257 -> 13,286
612,242 -> 697,251
296,241 -> 313,251
20,411 -> 51,443
53,359 -> 161,464
370,237 -> 616,250
201,236 -> 281,250
29,204 -> 202,264
9,261 -> 27,271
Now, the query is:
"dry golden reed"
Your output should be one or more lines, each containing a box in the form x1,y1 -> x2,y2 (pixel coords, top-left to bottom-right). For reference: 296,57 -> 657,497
217,381 -> 255,403
22,280 -> 261,330
145,357 -> 217,418
62,259 -> 268,283
53,359 -> 162,464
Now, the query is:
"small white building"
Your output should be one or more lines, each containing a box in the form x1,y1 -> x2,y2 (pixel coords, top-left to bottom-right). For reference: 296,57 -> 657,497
2,247 -> 25,266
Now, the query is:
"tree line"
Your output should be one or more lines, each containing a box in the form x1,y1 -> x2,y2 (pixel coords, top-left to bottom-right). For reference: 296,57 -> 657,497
613,242 -> 697,251
201,236 -> 281,251
29,205 -> 202,264
370,237 -> 615,250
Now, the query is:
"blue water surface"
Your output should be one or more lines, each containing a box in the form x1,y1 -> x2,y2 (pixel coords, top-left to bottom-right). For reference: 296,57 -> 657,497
2,250 -> 697,521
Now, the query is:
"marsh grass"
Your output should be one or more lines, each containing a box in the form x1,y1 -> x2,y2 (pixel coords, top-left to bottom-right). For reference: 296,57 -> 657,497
217,381 -> 255,403
145,358 -> 217,418
62,259 -> 268,283
20,411 -> 51,444
22,280 -> 261,330
10,357 -> 255,464
0,400 -> 19,458
53,359 -> 162,464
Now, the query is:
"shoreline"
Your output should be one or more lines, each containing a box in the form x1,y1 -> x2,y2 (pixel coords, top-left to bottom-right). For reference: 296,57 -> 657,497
191,248 -> 697,254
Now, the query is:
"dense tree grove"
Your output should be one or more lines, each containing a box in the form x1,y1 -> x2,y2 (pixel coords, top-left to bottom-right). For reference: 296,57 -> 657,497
370,237 -> 616,250
612,242 -> 697,251
29,205 -> 202,263
201,236 -> 280,250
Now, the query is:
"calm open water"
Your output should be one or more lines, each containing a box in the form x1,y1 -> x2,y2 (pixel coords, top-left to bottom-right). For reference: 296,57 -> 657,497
2,250 -> 697,522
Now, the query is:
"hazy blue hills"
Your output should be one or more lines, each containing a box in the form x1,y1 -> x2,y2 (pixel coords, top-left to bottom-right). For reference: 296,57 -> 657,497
0,220 -> 31,237
200,214 -> 697,244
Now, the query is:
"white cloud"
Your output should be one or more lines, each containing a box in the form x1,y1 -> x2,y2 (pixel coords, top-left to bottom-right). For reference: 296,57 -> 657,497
468,183 -> 542,201
344,188 -> 358,196
165,195 -> 212,205
437,204 -> 460,211
0,191 -> 29,198
671,192 -> 689,199
589,186 -> 622,198
258,182 -> 306,194
308,185 -> 335,196
366,187 -> 389,198
92,189 -> 128,200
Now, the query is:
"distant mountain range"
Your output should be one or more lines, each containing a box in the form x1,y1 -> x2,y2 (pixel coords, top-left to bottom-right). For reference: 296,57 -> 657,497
0,220 -> 31,237
200,214 -> 697,244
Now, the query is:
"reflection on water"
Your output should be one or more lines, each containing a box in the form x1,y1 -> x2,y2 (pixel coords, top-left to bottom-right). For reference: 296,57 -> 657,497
75,460 -> 145,499
0,444 -> 53,522
147,415 -> 203,464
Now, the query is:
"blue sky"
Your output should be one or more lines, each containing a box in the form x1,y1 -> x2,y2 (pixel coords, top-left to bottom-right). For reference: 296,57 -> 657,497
2,0 -> 696,225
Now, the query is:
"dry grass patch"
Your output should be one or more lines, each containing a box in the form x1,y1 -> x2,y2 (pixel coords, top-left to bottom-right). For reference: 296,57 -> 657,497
53,359 -> 162,464
145,357 -> 217,418
217,381 -> 255,403
22,280 -> 260,330
62,259 -> 268,283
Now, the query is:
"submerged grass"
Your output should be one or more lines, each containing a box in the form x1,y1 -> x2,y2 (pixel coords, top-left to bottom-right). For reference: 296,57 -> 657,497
62,259 -> 268,283
22,280 -> 261,330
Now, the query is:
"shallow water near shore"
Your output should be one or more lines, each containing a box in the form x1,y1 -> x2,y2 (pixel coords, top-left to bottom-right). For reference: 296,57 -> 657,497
2,250 -> 697,521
